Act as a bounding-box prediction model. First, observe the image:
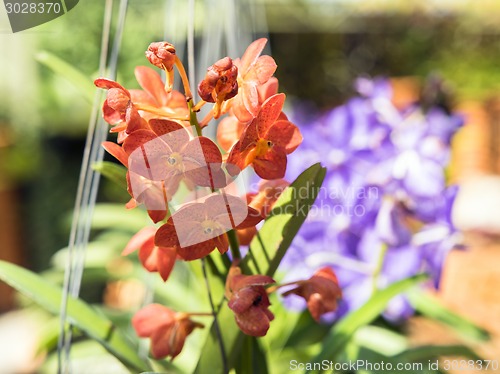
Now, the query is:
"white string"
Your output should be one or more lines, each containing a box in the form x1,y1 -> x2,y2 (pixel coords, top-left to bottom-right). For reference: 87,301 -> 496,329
57,0 -> 128,372
187,0 -> 196,97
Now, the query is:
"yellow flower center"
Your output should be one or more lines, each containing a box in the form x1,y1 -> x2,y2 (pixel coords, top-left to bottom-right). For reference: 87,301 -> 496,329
164,152 -> 184,171
201,220 -> 220,236
254,138 -> 273,158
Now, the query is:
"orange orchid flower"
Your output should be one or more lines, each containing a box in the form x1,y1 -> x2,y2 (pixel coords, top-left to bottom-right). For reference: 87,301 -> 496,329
228,38 -> 277,123
227,93 -> 302,179
216,77 -> 280,152
122,227 -> 177,281
94,78 -> 148,139
123,118 -> 224,191
130,66 -> 189,123
225,266 -> 275,337
155,194 -> 263,261
282,267 -> 342,322
95,66 -> 188,143
132,304 -> 203,360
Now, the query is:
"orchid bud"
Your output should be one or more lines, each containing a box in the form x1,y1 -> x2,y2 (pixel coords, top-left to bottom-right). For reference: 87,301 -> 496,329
198,57 -> 238,118
146,42 -> 176,71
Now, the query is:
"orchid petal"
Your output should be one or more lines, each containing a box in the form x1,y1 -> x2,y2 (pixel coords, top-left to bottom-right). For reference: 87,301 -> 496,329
239,38 -> 268,75
122,226 -> 156,256
135,66 -> 170,107
102,141 -> 128,166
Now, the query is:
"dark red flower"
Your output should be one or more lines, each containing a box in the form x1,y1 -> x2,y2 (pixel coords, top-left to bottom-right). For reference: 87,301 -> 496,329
132,304 -> 203,360
225,266 -> 275,337
282,267 -> 342,322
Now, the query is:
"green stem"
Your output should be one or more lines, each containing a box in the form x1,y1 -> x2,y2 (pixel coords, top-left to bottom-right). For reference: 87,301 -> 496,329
200,258 -> 228,373
188,100 -> 202,137
372,243 -> 388,293
227,230 -> 241,261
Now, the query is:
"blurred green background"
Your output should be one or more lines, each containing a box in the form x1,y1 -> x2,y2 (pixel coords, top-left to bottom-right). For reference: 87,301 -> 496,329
3,0 -> 500,295
2,0 -> 500,372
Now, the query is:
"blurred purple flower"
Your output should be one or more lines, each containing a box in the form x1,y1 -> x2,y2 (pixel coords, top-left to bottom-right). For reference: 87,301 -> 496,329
280,77 -> 463,322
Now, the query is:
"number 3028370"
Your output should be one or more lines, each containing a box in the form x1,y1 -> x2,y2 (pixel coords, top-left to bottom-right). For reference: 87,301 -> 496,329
442,360 -> 499,371
5,2 -> 62,14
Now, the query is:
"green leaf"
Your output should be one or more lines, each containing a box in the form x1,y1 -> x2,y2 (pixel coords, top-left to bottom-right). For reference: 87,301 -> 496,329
93,161 -> 128,191
285,310 -> 331,348
353,325 -> 408,356
0,260 -> 149,372
407,289 -> 490,342
308,274 -> 428,373
235,335 -> 269,374
245,163 -> 327,277
36,51 -> 95,103
391,344 -> 482,362
194,163 -> 326,374
91,203 -> 148,232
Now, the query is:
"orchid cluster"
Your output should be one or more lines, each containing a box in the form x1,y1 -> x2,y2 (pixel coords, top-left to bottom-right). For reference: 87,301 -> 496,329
95,39 -> 341,360
281,77 -> 463,322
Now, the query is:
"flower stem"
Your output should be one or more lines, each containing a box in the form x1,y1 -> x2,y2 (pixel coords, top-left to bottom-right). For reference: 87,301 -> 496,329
134,104 -> 189,120
186,312 -> 214,317
188,100 -> 202,137
199,109 -> 214,128
175,56 -> 193,100
266,280 -> 303,294
372,243 -> 388,293
192,100 -> 207,112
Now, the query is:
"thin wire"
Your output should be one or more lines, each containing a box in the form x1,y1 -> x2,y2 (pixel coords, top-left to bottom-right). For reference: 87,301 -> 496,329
187,0 -> 195,98
57,0 -> 129,372
57,0 -> 113,371
67,0 -> 129,319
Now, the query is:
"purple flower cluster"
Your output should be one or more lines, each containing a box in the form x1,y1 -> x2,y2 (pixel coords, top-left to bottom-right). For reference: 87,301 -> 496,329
281,77 -> 464,322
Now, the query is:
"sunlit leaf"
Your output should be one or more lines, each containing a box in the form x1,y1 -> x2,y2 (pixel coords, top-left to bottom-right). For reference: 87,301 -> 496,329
93,161 -> 128,191
91,203 -> 148,232
407,289 -> 490,341
36,51 -> 95,103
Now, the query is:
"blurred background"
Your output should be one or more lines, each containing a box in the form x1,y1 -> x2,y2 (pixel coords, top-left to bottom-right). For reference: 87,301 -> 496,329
2,0 -> 500,372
